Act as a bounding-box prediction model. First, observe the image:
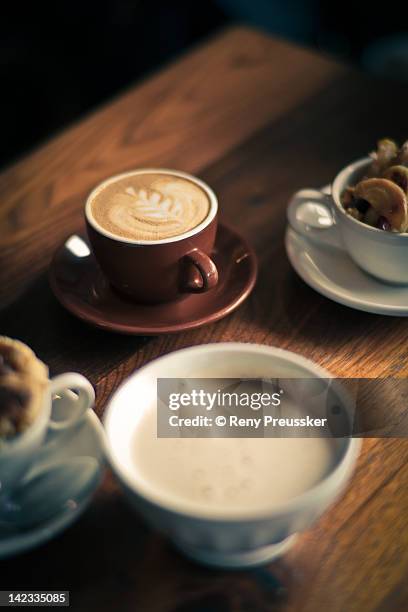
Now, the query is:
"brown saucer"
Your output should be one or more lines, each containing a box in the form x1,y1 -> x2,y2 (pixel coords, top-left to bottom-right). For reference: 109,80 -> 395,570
49,224 -> 257,335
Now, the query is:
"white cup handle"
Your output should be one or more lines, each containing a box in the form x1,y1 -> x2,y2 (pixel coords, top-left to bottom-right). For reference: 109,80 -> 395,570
49,373 -> 95,432
287,188 -> 344,250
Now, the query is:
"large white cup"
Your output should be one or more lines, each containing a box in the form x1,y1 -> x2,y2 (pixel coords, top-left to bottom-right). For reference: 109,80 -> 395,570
288,157 -> 408,284
104,343 -> 361,568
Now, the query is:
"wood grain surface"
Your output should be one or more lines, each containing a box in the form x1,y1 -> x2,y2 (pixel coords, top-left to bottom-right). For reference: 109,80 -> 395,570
1,26 -> 408,612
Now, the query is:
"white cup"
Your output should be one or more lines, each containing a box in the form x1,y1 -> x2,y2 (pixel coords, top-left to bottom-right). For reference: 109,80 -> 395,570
104,343 -> 361,568
288,157 -> 408,284
0,373 -> 95,497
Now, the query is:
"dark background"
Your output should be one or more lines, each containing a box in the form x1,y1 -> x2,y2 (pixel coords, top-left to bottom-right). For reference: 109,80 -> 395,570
2,0 -> 408,170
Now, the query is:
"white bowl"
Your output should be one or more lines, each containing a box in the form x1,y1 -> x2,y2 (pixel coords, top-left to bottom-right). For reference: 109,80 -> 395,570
104,343 -> 361,568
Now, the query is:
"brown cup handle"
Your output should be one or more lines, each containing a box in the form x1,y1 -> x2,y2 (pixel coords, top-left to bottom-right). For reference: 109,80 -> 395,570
182,249 -> 218,293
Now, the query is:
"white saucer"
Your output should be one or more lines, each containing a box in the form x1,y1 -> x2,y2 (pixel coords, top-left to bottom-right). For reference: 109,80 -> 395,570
285,226 -> 408,316
0,410 -> 105,559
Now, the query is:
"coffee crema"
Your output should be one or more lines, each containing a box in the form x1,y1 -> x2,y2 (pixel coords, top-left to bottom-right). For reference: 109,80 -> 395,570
90,172 -> 211,241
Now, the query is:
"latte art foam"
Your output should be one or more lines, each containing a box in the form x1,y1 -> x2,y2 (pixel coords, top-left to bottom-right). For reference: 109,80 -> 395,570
90,173 -> 211,241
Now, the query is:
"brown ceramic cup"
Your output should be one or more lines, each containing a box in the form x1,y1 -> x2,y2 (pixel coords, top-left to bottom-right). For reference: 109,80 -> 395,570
85,169 -> 218,304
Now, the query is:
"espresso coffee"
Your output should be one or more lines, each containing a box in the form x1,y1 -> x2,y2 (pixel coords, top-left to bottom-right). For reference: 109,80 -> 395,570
90,172 -> 211,241
132,408 -> 336,516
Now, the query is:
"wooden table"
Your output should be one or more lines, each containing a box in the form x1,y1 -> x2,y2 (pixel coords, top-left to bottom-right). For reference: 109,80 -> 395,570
1,26 -> 408,612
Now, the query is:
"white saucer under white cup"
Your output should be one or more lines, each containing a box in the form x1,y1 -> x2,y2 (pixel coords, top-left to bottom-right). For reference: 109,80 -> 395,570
0,376 -> 105,558
286,158 -> 408,315
285,226 -> 408,316
288,157 -> 408,285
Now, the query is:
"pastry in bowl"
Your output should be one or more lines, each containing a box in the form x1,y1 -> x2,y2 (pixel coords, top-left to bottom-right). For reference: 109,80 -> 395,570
0,336 -> 48,439
341,139 -> 408,232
